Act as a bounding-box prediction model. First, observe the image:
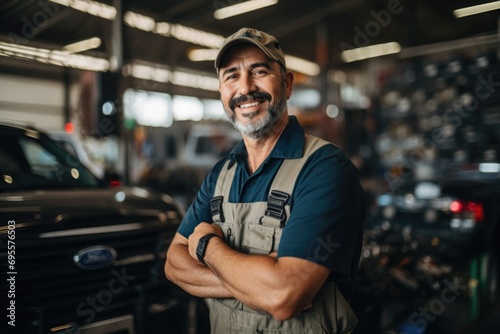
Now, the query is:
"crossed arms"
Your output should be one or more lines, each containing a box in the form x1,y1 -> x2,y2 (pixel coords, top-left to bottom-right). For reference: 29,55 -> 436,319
164,222 -> 330,321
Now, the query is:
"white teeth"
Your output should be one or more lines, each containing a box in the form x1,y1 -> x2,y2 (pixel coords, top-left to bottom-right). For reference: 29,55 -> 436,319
240,101 -> 260,108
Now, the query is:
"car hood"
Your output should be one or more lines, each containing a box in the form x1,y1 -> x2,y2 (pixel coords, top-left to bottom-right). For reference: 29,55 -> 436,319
0,186 -> 182,233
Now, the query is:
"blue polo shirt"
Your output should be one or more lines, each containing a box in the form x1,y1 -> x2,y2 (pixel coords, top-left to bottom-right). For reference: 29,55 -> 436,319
177,116 -> 365,300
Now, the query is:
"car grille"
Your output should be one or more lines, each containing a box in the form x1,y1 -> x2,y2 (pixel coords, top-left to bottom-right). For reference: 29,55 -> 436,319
0,220 -> 179,334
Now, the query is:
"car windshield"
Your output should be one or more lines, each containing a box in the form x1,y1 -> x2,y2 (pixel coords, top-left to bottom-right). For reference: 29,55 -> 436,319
0,127 -> 102,191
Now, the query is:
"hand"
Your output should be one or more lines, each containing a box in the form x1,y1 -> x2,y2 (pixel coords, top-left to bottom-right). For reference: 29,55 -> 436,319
188,222 -> 224,262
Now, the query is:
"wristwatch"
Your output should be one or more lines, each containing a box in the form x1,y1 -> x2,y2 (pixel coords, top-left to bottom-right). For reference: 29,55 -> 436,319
196,233 -> 219,264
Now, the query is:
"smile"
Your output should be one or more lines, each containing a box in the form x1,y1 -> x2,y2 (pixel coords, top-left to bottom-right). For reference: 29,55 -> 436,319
239,101 -> 261,109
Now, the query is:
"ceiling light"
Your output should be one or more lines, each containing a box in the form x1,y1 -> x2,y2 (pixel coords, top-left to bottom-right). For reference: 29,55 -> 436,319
340,42 -> 401,63
122,61 -> 219,91
0,41 -> 109,71
188,49 -> 219,62
123,11 -> 225,48
63,37 -> 101,53
49,0 -> 116,20
284,55 -> 320,76
123,63 -> 171,82
124,11 -> 156,31
453,1 -> 500,18
214,0 -> 279,20
172,71 -> 219,91
170,24 -> 225,49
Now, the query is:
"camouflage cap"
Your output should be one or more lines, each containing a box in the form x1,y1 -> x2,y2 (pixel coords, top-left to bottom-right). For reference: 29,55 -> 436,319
215,27 -> 286,71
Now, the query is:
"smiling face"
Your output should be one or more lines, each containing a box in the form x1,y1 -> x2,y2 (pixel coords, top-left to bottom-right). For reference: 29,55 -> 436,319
218,44 -> 293,140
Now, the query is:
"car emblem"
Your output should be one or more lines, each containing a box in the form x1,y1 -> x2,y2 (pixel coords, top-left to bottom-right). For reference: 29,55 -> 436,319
73,246 -> 117,270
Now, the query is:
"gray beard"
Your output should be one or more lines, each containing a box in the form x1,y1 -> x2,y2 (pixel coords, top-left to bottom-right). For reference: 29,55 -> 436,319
225,91 -> 287,140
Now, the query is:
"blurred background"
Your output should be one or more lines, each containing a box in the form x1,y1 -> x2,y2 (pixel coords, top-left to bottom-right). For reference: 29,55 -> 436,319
1,0 -> 499,333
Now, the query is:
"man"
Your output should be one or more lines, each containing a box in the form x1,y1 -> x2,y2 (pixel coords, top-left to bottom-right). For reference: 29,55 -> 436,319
165,27 -> 365,333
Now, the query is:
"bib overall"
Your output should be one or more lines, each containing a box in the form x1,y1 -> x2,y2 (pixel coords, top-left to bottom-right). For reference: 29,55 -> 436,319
206,135 -> 358,333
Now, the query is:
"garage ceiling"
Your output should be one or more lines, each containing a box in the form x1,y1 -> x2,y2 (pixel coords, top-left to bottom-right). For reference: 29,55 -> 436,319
0,0 -> 498,84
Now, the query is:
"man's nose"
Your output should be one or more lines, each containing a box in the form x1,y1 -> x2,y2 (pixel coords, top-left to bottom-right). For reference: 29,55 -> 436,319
237,74 -> 257,96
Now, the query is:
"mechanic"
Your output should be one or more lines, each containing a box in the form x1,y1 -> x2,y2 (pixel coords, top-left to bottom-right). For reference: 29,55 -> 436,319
165,27 -> 365,333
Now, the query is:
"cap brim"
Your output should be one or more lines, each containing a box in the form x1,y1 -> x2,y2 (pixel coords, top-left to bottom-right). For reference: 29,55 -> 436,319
214,38 -> 281,71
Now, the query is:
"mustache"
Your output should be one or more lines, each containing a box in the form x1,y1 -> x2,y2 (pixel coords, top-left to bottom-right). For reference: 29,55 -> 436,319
229,92 -> 272,110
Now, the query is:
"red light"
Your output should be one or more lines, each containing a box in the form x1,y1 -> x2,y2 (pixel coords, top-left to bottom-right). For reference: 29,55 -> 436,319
450,200 -> 462,213
449,200 -> 484,222
109,180 -> 122,187
473,203 -> 484,221
65,122 -> 74,134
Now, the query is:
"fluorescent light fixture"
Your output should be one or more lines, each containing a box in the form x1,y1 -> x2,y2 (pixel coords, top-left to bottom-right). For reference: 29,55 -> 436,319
340,42 -> 401,63
49,0 -> 116,20
214,0 -> 279,20
124,11 -> 156,32
285,55 -> 320,76
122,63 -> 171,82
63,37 -> 101,53
122,61 -> 219,91
170,24 -> 225,49
154,22 -> 171,36
123,11 -> 225,48
0,41 -> 109,71
188,48 -> 219,62
172,71 -> 219,91
453,1 -> 500,18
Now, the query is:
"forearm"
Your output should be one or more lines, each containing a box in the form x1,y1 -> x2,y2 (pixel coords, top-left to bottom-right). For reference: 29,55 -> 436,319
204,238 -> 306,318
165,242 -> 232,298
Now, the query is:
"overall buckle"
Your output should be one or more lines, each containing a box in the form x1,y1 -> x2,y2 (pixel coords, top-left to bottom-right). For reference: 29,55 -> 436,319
265,190 -> 290,227
210,196 -> 225,223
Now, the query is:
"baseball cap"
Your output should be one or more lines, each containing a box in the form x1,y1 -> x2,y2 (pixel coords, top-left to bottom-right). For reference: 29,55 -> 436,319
214,27 -> 286,71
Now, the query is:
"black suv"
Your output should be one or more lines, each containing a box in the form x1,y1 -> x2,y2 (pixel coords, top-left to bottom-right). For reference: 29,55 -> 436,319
0,122 -> 198,334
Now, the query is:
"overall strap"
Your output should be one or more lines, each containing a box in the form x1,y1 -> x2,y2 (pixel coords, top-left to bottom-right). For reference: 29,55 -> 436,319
211,135 -> 330,225
269,135 -> 330,194
211,160 -> 235,223
261,135 -> 330,227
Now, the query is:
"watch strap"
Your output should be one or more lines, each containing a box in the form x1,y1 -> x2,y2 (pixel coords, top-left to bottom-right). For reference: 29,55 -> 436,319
196,233 -> 219,264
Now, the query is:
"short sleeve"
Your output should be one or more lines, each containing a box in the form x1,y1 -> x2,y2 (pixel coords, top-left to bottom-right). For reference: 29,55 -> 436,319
176,159 -> 227,238
277,145 -> 365,282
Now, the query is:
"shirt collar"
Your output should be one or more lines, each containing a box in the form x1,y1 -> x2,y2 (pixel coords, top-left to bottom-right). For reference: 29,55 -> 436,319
229,115 -> 305,163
